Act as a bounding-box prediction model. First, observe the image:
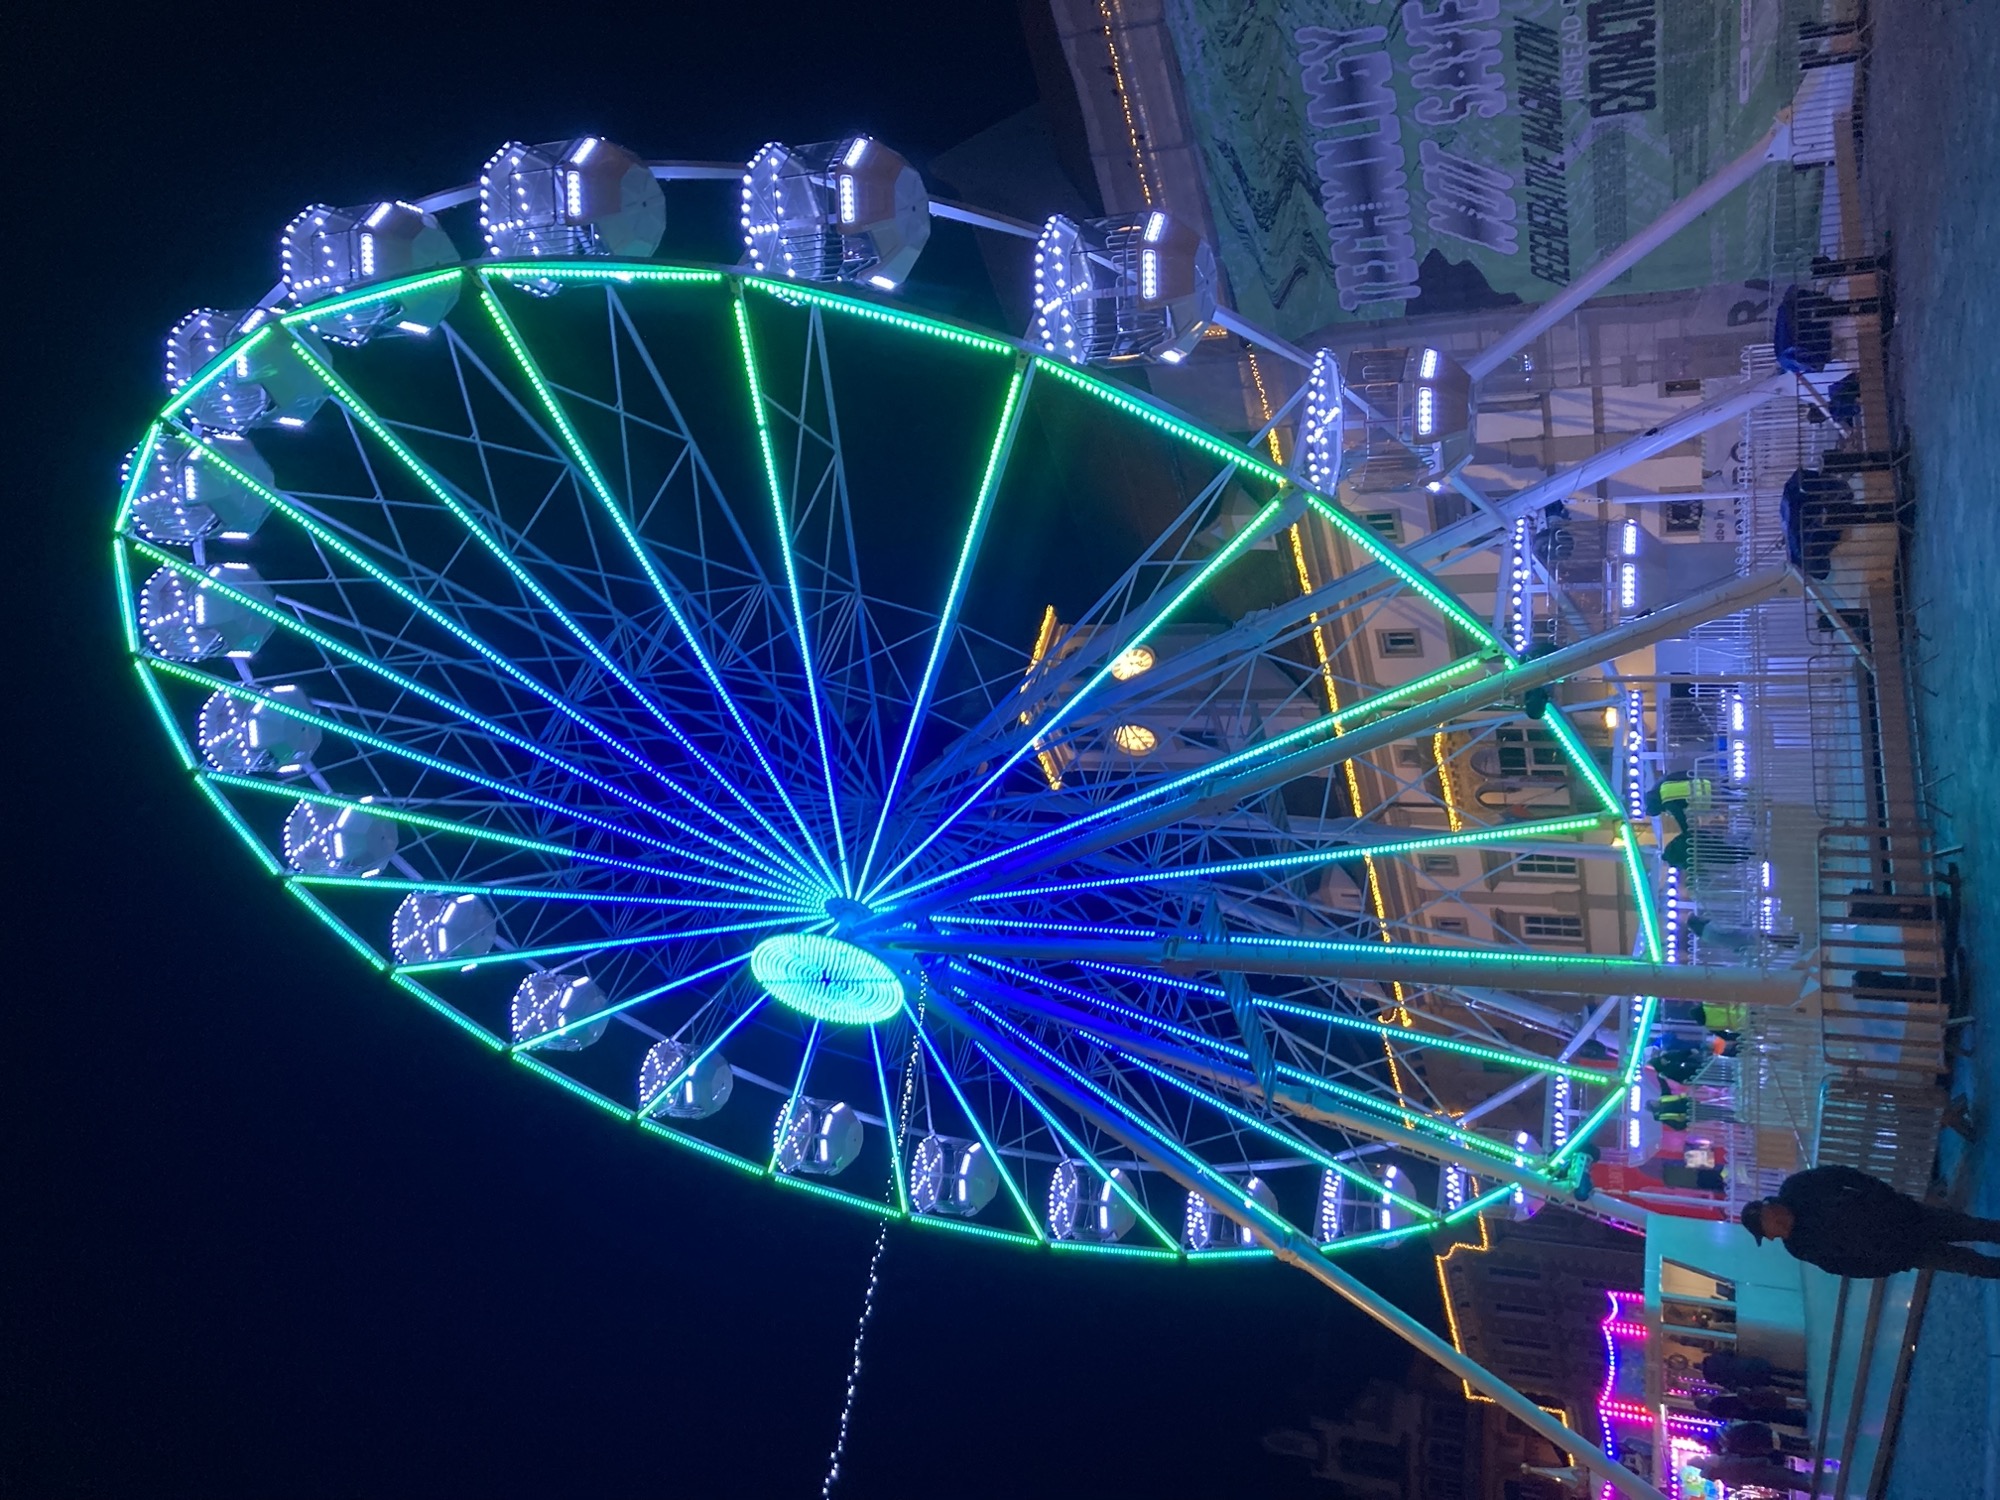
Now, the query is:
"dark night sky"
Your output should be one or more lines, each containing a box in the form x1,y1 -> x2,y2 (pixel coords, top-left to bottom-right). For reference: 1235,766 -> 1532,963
8,4 -> 1450,1494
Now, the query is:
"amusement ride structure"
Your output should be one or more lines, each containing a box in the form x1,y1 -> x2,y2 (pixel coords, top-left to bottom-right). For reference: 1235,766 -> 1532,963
115,127 -> 1821,1500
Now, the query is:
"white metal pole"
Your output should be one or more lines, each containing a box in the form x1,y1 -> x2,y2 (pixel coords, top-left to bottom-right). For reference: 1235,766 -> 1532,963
1462,113 -> 1794,380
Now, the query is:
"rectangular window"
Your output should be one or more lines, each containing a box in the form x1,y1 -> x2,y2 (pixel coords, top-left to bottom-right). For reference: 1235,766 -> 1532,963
1432,916 -> 1469,936
1395,743 -> 1427,767
1521,913 -> 1584,942
1663,378 -> 1704,395
1422,854 -> 1461,876
1514,854 -> 1580,877
1494,726 -> 1568,779
1664,499 -> 1705,534
1376,628 -> 1424,657
1362,510 -> 1403,541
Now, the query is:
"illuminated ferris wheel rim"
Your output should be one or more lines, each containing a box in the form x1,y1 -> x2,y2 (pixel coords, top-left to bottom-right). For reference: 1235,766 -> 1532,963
112,157 -> 1678,1275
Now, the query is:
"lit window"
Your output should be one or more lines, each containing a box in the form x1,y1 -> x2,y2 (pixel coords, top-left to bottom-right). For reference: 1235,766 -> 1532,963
1520,913 -> 1584,942
1109,645 -> 1156,681
1515,855 -> 1580,877
1111,723 -> 1157,754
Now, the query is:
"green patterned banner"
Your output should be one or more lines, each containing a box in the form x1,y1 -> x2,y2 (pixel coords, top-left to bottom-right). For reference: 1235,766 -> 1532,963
1161,0 -> 1816,336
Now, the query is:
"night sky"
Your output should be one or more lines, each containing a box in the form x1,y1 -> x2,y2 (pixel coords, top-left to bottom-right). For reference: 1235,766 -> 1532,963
10,4 -> 1450,1493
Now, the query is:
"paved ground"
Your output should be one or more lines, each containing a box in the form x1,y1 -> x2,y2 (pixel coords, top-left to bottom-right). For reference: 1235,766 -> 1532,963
1862,2 -> 2000,1494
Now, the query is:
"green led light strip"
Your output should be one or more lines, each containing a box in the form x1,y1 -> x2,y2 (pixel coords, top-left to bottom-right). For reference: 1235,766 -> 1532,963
1048,1239 -> 1182,1261
513,1054 -> 634,1121
289,875 -> 754,910
773,1172 -> 901,1218
1543,709 -> 1621,817
1252,996 -> 1614,1083
193,775 -> 283,876
199,771 -> 786,894
980,812 -> 1611,900
277,268 -> 465,328
394,914 -> 784,976
1029,357 -> 1497,651
488,263 -> 723,285
283,883 -> 388,971
745,275 -> 1016,355
1302,496 -> 1501,653
388,973 -> 506,1052
1620,835 -> 1665,963
904,1214 -> 1037,1248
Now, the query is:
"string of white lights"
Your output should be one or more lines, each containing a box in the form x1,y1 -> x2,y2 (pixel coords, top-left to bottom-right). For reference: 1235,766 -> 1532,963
820,996 -> 928,1498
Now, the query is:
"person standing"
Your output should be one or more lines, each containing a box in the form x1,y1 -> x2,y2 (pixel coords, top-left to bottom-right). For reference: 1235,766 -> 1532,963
1740,1165 -> 2000,1278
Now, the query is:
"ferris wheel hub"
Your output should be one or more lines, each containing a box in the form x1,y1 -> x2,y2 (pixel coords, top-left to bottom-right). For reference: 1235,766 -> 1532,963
749,932 -> 905,1026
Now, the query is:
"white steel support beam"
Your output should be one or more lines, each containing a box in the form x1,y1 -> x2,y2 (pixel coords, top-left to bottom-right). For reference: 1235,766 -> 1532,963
1462,113 -> 1794,380
878,565 -> 1799,913
922,980 -> 1670,1500
908,932 -> 1805,1007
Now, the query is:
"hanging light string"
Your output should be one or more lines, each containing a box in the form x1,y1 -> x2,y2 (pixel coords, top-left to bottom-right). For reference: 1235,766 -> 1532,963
820,992 -> 928,1498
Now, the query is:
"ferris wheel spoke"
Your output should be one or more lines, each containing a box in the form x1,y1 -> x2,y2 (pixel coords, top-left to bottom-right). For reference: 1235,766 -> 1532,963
865,491 -> 1302,903
480,280 -> 847,893
511,950 -> 756,1054
393,913 -> 794,977
867,1022 -> 913,1216
960,987 -> 1482,1221
202,771 -> 809,908
961,812 -> 1612,905
859,362 -> 1031,891
930,985 -> 1336,1239
900,994 -> 1046,1241
287,873 -> 799,914
132,540 -> 815,893
158,665 -> 816,903
170,442 -> 809,878
767,1019 -> 828,1172
898,458 -> 1253,807
597,287 -> 875,803
876,655 -> 1497,915
638,989 -> 773,1120
284,324 -> 834,894
963,1033 -> 1178,1251
734,294 -> 853,894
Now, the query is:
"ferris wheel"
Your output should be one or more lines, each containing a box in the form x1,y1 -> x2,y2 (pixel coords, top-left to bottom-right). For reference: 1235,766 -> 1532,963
114,132 -> 1791,1500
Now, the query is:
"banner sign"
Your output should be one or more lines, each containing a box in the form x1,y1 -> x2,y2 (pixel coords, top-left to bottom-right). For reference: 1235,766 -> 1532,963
1160,0 -> 1816,337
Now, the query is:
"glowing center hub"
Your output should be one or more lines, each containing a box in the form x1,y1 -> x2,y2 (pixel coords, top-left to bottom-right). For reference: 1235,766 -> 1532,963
750,933 -> 904,1026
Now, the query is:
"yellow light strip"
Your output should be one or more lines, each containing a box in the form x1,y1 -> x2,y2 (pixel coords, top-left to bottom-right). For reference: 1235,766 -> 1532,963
1436,1215 -> 1493,1402
1245,349 -> 1286,467
1433,730 -> 1464,833
1285,524 -> 1413,1119
1097,0 -> 1156,206
1023,604 -> 1064,789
